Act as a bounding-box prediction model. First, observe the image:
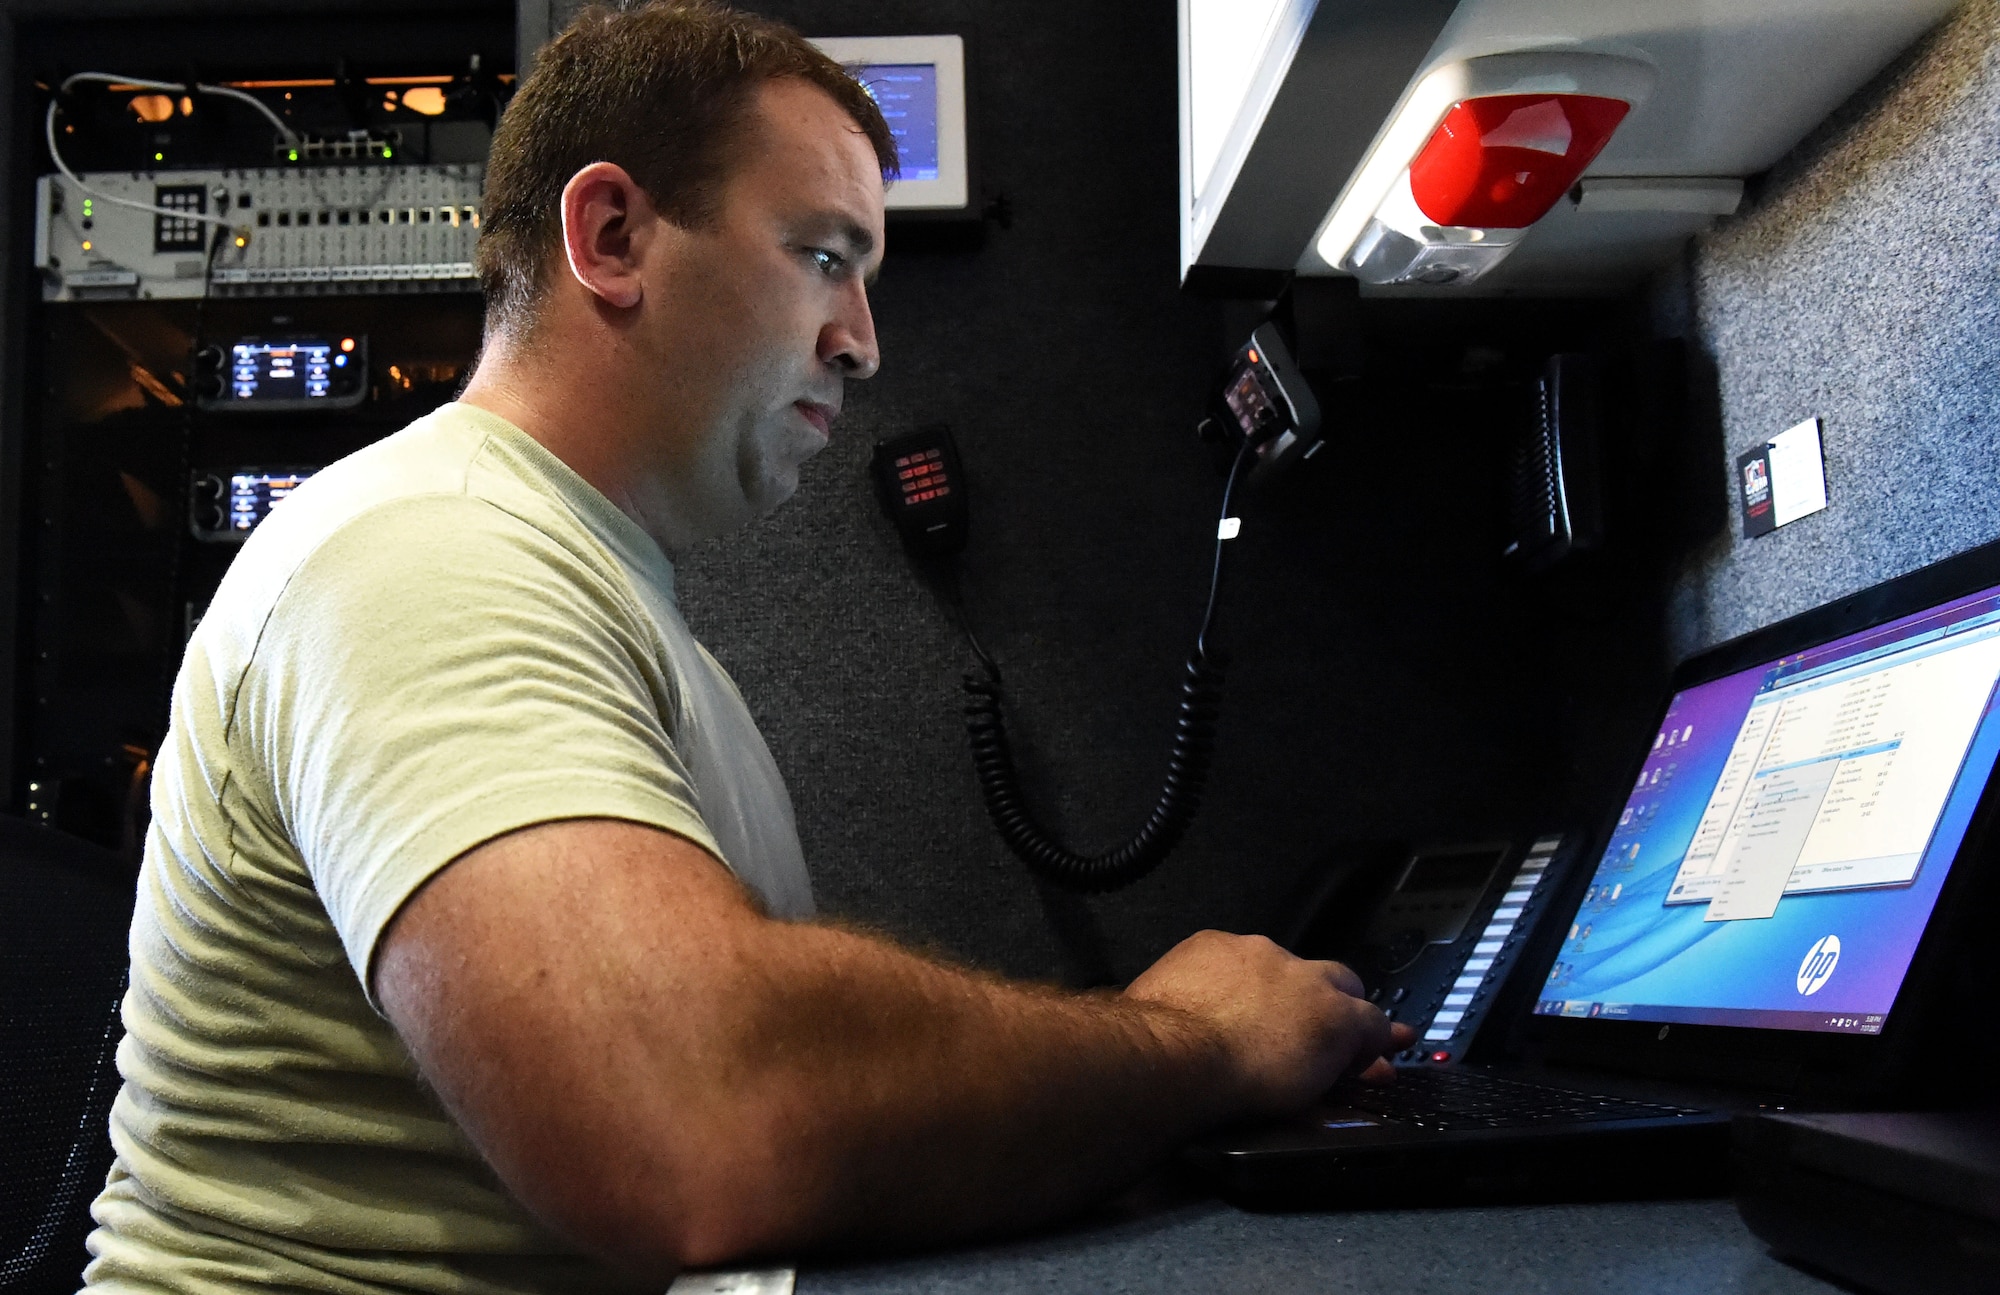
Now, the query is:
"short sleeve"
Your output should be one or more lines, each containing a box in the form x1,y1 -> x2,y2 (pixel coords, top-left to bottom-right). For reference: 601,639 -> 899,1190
233,494 -> 723,1005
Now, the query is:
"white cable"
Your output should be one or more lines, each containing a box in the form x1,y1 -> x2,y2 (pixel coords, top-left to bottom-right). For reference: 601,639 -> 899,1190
193,84 -> 303,149
44,101 -> 233,231
59,72 -> 301,147
45,72 -> 304,234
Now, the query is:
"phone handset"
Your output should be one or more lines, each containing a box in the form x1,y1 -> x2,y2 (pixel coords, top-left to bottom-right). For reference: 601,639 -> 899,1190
869,326 -> 1320,892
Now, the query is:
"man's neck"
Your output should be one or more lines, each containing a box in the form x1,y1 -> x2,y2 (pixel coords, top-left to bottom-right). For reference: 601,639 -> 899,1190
459,325 -> 692,555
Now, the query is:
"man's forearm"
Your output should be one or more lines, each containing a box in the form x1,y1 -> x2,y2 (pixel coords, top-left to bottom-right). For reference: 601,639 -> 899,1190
688,919 -> 1236,1258
381,823 -> 1239,1273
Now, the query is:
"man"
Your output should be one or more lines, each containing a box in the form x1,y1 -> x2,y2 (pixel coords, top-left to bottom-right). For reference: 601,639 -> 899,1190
85,3 -> 1408,1290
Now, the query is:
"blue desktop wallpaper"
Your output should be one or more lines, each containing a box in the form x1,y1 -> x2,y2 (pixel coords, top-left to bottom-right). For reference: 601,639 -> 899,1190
1536,586 -> 2000,1033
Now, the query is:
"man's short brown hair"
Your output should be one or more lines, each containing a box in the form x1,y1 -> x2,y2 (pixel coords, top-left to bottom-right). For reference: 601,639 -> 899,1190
475,0 -> 897,334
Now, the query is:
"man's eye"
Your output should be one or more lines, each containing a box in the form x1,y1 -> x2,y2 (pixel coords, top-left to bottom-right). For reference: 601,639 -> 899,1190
808,248 -> 844,275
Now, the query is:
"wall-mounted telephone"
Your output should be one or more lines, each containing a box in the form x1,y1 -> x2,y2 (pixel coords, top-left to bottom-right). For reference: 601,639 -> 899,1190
1288,833 -> 1582,1065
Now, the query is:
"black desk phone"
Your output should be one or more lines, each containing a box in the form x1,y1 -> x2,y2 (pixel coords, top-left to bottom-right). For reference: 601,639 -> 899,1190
1287,834 -> 1584,1066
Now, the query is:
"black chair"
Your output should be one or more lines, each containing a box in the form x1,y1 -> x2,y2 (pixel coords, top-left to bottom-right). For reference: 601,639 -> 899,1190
0,818 -> 135,1295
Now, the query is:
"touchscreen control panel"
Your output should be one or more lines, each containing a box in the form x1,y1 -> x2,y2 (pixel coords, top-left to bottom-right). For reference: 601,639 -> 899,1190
190,467 -> 318,542
194,335 -> 367,410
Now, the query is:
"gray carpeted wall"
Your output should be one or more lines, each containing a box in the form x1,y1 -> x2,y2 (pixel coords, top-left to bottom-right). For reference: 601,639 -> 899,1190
1659,0 -> 2000,659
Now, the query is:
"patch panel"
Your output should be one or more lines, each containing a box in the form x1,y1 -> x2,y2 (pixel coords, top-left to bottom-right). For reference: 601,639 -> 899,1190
35,164 -> 484,301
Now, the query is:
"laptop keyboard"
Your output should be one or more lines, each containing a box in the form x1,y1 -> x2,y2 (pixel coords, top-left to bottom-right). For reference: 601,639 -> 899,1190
1326,1066 -> 1704,1132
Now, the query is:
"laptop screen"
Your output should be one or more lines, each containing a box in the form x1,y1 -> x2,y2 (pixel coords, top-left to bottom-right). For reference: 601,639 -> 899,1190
1532,579 -> 2000,1034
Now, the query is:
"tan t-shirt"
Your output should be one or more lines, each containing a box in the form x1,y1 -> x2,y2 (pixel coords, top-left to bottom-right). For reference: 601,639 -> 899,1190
83,403 -> 813,1293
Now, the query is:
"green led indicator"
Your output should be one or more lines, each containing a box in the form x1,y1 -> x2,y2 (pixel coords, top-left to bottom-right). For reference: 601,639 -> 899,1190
288,149 -> 300,162
381,146 -> 393,159
153,152 -> 164,162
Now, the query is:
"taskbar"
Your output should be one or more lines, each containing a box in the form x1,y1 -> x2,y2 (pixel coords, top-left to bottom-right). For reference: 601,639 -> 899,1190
1532,999 -> 1886,1035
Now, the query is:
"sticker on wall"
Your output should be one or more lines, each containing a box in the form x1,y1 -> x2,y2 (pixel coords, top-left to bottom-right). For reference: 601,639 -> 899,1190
1738,447 -> 1775,536
1738,417 -> 1827,539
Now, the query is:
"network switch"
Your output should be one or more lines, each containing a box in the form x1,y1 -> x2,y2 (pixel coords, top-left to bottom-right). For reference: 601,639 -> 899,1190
35,164 -> 484,301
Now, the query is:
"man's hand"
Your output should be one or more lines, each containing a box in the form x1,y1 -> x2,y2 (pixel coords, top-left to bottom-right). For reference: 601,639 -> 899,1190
1127,931 -> 1411,1111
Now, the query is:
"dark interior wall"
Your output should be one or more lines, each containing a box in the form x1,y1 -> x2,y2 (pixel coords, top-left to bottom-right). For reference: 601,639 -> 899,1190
1657,0 -> 1999,659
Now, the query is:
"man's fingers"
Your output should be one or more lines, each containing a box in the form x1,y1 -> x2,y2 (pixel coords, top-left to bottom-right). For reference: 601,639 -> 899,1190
1343,1013 -> 1404,1085
1318,959 -> 1367,1000
1354,1055 -> 1397,1084
1324,981 -> 1396,1083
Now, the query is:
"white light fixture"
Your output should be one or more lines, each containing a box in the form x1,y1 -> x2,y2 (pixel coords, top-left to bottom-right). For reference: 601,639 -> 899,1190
1313,51 -> 1657,286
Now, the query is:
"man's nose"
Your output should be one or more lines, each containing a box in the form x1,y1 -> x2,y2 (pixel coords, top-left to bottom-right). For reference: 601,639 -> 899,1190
821,279 -> 880,379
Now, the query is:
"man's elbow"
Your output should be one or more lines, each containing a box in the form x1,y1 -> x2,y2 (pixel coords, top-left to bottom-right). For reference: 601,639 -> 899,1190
659,1125 -> 823,1269
519,1115 -> 816,1275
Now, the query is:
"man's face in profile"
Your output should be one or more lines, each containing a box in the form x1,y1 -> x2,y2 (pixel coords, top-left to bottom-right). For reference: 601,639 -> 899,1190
634,77 -> 887,542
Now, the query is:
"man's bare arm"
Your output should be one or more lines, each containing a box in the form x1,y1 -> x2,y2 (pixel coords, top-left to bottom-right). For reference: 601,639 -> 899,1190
374,818 -> 1399,1279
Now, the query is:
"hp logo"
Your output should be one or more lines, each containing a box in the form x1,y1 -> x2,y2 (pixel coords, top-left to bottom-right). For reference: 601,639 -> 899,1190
1796,935 -> 1841,996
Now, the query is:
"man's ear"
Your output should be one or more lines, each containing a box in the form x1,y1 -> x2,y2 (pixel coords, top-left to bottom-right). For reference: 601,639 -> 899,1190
559,162 -> 657,311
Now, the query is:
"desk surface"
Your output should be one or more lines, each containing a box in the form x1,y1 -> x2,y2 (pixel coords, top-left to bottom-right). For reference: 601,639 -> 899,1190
802,1196 -> 1837,1295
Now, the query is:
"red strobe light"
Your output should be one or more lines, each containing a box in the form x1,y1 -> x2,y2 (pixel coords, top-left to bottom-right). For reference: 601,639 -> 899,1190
1408,94 -> 1630,229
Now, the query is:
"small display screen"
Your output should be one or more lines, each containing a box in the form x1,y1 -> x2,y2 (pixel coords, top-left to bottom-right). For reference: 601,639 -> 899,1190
1402,850 -> 1503,893
1224,364 -> 1279,438
229,339 -> 355,402
1534,580 -> 2000,1034
229,471 -> 314,533
857,64 -> 940,182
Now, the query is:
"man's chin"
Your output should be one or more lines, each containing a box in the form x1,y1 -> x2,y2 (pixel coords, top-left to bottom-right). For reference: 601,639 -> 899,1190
720,461 -> 800,530
747,471 -> 802,519
741,442 -> 821,519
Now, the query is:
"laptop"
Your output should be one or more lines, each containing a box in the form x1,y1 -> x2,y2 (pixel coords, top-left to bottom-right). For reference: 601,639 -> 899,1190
1190,539 -> 2000,1207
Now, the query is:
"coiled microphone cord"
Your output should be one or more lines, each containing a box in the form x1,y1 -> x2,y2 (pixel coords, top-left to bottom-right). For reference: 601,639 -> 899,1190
957,438 -> 1257,893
